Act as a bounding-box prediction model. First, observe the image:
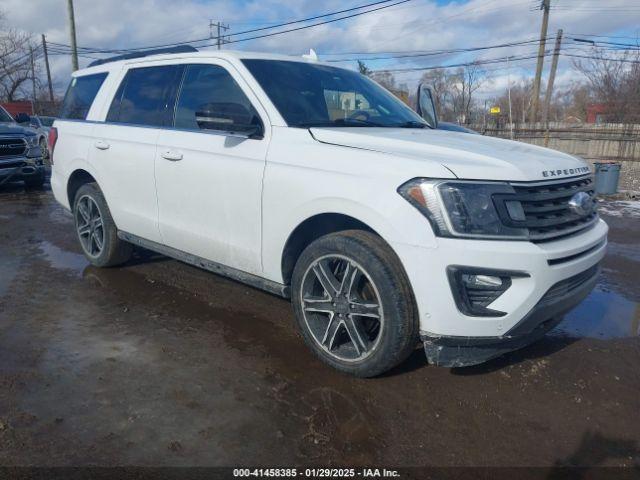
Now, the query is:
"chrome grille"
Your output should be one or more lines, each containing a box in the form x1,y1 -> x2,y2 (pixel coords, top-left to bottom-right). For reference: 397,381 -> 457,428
496,175 -> 598,242
0,160 -> 24,170
0,136 -> 27,159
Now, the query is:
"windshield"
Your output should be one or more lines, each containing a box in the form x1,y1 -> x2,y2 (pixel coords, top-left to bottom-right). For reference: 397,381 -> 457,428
242,60 -> 429,129
0,106 -> 14,123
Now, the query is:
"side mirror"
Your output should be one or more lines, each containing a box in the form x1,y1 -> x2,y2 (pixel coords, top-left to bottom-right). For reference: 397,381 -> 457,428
195,102 -> 263,139
15,112 -> 31,124
416,84 -> 438,129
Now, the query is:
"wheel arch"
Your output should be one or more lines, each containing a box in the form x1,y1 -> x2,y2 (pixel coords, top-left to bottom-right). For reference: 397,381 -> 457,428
67,169 -> 98,207
280,212 -> 392,286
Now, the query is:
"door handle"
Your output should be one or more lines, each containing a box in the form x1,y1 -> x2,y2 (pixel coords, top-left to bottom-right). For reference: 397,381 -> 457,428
161,150 -> 183,161
94,140 -> 110,150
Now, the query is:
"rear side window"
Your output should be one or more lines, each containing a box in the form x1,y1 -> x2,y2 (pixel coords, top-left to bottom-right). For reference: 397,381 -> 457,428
107,65 -> 183,127
59,72 -> 108,120
174,64 -> 260,131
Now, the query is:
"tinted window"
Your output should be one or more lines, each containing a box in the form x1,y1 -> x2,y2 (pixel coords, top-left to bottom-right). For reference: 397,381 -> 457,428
0,106 -> 13,123
174,64 -> 260,131
242,60 -> 426,128
59,72 -> 108,120
107,65 -> 183,127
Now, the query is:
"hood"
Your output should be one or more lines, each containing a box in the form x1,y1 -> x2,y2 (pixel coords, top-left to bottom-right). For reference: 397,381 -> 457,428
310,127 -> 590,182
0,122 -> 37,136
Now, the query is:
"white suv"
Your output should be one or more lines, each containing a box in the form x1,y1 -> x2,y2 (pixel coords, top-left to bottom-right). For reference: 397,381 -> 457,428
50,48 -> 607,377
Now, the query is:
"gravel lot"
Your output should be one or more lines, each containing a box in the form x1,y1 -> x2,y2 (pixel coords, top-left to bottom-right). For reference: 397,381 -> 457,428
0,183 -> 638,468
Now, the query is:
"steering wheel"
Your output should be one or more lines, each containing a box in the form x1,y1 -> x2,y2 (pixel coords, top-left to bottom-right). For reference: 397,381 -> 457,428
348,110 -> 371,121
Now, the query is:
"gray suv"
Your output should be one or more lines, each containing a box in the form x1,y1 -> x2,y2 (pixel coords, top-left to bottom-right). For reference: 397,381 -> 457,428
0,106 -> 46,188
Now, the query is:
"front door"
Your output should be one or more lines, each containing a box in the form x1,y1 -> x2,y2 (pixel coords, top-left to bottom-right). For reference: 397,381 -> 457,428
155,62 -> 270,276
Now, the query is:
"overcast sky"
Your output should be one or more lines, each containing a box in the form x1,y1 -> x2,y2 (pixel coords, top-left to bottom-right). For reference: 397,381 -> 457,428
3,0 -> 639,98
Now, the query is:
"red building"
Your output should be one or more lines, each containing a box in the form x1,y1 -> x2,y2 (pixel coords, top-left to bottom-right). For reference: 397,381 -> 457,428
586,104 -> 610,124
1,101 -> 34,118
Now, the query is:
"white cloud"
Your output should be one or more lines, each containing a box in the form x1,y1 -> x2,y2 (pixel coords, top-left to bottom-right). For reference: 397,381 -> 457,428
1,0 -> 638,95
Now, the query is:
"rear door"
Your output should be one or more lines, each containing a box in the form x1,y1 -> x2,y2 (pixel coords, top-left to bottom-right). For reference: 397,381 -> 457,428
90,64 -> 183,243
53,72 -> 108,209
154,61 -> 270,275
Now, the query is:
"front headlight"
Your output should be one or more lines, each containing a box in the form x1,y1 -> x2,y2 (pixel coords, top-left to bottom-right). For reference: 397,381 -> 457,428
398,178 -> 528,239
25,134 -> 39,147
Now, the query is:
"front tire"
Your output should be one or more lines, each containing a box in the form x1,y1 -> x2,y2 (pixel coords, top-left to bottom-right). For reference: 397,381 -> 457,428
73,183 -> 132,267
291,230 -> 418,377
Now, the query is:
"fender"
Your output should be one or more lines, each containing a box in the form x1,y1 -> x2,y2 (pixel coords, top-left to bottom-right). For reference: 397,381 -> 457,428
262,195 -> 438,284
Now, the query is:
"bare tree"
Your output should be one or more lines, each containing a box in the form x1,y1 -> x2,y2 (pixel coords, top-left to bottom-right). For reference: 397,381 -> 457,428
450,62 -> 486,124
357,60 -> 371,76
573,47 -> 640,123
554,82 -> 593,123
419,68 -> 453,119
492,79 -> 534,126
0,10 -> 38,102
370,70 -> 397,91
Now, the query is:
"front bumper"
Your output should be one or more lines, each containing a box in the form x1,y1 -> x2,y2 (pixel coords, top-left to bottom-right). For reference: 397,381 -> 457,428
390,219 -> 608,366
0,156 -> 46,182
422,263 -> 600,366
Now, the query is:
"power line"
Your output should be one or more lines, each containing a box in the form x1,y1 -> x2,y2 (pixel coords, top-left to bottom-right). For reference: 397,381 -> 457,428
324,37 -> 556,62
371,53 -> 543,73
48,0 -> 410,54
369,48 -> 640,74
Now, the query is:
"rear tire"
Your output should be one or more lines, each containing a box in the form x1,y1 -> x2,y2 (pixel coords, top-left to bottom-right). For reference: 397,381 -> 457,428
291,230 -> 418,377
73,183 -> 132,267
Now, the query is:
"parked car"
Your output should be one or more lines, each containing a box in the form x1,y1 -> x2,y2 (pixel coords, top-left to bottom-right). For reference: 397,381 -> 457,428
16,113 -> 52,160
0,106 -> 46,188
436,121 -> 478,134
50,48 -> 607,377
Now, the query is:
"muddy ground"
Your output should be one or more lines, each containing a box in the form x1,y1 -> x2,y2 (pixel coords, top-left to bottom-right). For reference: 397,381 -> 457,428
0,183 -> 638,468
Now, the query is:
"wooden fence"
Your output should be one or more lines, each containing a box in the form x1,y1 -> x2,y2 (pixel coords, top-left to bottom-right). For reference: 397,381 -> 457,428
470,122 -> 640,162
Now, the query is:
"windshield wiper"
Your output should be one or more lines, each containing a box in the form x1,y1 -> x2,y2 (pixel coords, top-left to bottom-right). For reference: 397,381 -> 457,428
296,118 -> 388,128
335,118 -> 389,127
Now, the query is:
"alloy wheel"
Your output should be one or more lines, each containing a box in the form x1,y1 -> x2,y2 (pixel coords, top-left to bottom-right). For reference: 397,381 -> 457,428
300,254 -> 384,362
75,195 -> 104,258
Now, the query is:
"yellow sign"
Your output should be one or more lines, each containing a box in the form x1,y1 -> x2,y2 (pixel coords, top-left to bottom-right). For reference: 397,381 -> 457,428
490,106 -> 501,114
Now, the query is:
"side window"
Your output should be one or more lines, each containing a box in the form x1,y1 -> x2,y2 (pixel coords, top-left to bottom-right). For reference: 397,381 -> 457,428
107,65 -> 183,127
174,64 -> 261,132
59,72 -> 108,120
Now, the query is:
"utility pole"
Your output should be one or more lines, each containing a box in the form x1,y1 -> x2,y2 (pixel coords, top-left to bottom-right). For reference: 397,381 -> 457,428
30,46 -> 37,114
507,55 -> 514,140
41,34 -> 54,103
209,20 -> 229,49
67,0 -> 79,71
542,29 -> 563,127
530,0 -> 550,124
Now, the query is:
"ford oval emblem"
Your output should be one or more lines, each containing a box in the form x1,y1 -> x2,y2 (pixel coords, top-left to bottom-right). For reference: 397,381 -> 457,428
568,191 -> 592,216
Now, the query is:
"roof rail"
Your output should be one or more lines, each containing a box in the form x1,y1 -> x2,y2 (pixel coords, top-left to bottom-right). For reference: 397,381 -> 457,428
87,45 -> 198,68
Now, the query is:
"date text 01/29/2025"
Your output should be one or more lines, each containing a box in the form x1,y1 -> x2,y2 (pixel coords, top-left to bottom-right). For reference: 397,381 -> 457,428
232,468 -> 401,478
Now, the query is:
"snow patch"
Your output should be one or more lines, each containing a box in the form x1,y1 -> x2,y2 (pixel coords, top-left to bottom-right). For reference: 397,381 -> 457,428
598,200 -> 640,219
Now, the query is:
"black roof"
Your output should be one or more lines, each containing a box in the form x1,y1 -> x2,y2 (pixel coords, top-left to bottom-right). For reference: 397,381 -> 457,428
87,45 -> 198,68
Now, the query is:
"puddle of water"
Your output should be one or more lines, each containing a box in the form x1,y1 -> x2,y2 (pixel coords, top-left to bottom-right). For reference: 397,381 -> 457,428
606,242 -> 640,262
552,286 -> 640,339
48,205 -> 73,224
38,241 -> 89,276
